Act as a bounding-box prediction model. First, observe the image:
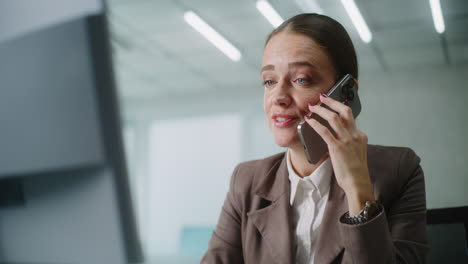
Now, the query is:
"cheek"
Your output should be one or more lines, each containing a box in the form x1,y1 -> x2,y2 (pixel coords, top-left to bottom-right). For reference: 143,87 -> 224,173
263,92 -> 270,112
298,94 -> 320,113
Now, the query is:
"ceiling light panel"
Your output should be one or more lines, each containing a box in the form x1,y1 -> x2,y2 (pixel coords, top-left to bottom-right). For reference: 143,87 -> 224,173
429,0 -> 445,33
341,0 -> 373,43
184,11 -> 242,61
256,0 -> 284,28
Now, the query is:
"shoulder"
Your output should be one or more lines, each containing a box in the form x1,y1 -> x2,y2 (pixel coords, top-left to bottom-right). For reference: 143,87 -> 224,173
367,144 -> 421,177
229,152 -> 285,194
367,144 -> 424,203
368,144 -> 420,163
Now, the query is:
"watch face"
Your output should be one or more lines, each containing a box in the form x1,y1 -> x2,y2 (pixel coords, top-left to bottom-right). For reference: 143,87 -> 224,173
364,201 -> 382,220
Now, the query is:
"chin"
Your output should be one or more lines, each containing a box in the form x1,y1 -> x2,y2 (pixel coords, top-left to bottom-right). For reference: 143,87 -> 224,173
274,140 -> 290,148
268,121 -> 301,148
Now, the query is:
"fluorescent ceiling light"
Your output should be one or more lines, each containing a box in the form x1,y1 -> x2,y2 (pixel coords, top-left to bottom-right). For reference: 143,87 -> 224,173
256,0 -> 284,28
341,0 -> 372,43
429,0 -> 445,33
295,0 -> 324,14
184,11 -> 241,61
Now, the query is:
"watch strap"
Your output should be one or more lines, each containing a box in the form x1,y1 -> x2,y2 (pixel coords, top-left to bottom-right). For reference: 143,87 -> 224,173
340,201 -> 383,225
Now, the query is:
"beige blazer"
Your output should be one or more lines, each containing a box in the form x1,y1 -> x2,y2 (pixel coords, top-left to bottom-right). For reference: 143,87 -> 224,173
202,144 -> 429,263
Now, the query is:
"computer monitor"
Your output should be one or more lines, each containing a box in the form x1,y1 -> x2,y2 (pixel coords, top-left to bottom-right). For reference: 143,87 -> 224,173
427,207 -> 468,263
0,6 -> 143,264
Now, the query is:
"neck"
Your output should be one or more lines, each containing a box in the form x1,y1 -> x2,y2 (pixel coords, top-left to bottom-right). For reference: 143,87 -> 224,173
288,144 -> 329,178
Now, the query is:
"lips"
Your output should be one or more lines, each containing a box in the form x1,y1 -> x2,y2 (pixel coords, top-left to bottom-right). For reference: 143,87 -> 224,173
272,113 -> 299,128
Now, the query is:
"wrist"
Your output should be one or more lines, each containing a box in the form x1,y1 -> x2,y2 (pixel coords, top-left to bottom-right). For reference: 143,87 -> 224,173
345,185 -> 375,216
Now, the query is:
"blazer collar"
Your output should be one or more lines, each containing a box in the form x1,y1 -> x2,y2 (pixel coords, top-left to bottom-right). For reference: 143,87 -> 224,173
253,152 -> 289,202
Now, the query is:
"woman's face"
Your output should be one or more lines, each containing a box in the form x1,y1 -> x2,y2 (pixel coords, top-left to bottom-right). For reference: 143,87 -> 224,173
262,32 -> 337,149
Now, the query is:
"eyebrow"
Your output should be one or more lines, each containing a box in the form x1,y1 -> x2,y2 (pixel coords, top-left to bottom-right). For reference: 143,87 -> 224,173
261,61 -> 317,73
261,64 -> 274,73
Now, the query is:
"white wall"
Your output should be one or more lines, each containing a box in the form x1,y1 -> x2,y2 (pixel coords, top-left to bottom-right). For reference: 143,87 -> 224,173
358,66 -> 468,209
146,114 -> 242,255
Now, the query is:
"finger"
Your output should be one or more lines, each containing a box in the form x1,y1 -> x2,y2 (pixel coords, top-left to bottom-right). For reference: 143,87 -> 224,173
308,103 -> 351,140
304,114 -> 337,146
319,93 -> 355,127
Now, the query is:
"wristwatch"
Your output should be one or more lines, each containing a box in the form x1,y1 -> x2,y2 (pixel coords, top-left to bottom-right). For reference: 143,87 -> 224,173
340,200 -> 382,225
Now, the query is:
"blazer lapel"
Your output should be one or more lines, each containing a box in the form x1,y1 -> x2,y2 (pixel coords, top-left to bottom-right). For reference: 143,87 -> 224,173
247,154 -> 295,264
314,174 -> 348,264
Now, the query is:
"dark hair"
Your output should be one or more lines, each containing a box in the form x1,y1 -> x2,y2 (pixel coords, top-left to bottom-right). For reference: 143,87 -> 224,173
266,13 -> 358,80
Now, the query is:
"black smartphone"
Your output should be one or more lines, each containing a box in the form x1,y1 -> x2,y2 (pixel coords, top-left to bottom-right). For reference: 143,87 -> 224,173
297,74 -> 361,164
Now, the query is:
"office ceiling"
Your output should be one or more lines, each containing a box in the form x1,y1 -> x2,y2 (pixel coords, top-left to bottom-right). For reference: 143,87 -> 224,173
107,0 -> 468,102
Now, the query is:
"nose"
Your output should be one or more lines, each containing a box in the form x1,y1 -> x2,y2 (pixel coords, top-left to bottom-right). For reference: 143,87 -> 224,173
274,81 -> 292,107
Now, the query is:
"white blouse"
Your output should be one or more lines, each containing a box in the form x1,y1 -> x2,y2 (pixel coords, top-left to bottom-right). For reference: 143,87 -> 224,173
287,150 -> 333,264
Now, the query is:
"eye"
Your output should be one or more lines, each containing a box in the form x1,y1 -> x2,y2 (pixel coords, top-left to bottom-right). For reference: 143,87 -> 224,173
295,78 -> 310,85
263,80 -> 276,88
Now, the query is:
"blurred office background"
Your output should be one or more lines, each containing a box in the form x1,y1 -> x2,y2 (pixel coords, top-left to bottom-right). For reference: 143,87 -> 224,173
108,0 -> 468,262
1,0 -> 467,263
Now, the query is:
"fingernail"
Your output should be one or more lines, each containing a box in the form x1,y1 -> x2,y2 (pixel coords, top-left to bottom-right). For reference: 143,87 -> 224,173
305,114 -> 312,119
320,93 -> 328,98
308,102 -> 314,107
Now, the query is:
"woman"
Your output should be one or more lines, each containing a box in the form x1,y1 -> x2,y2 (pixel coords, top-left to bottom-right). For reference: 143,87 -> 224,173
202,14 -> 428,264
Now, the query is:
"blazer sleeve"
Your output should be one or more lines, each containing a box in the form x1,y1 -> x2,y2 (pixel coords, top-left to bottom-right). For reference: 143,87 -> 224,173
201,164 -> 245,264
338,148 -> 429,263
